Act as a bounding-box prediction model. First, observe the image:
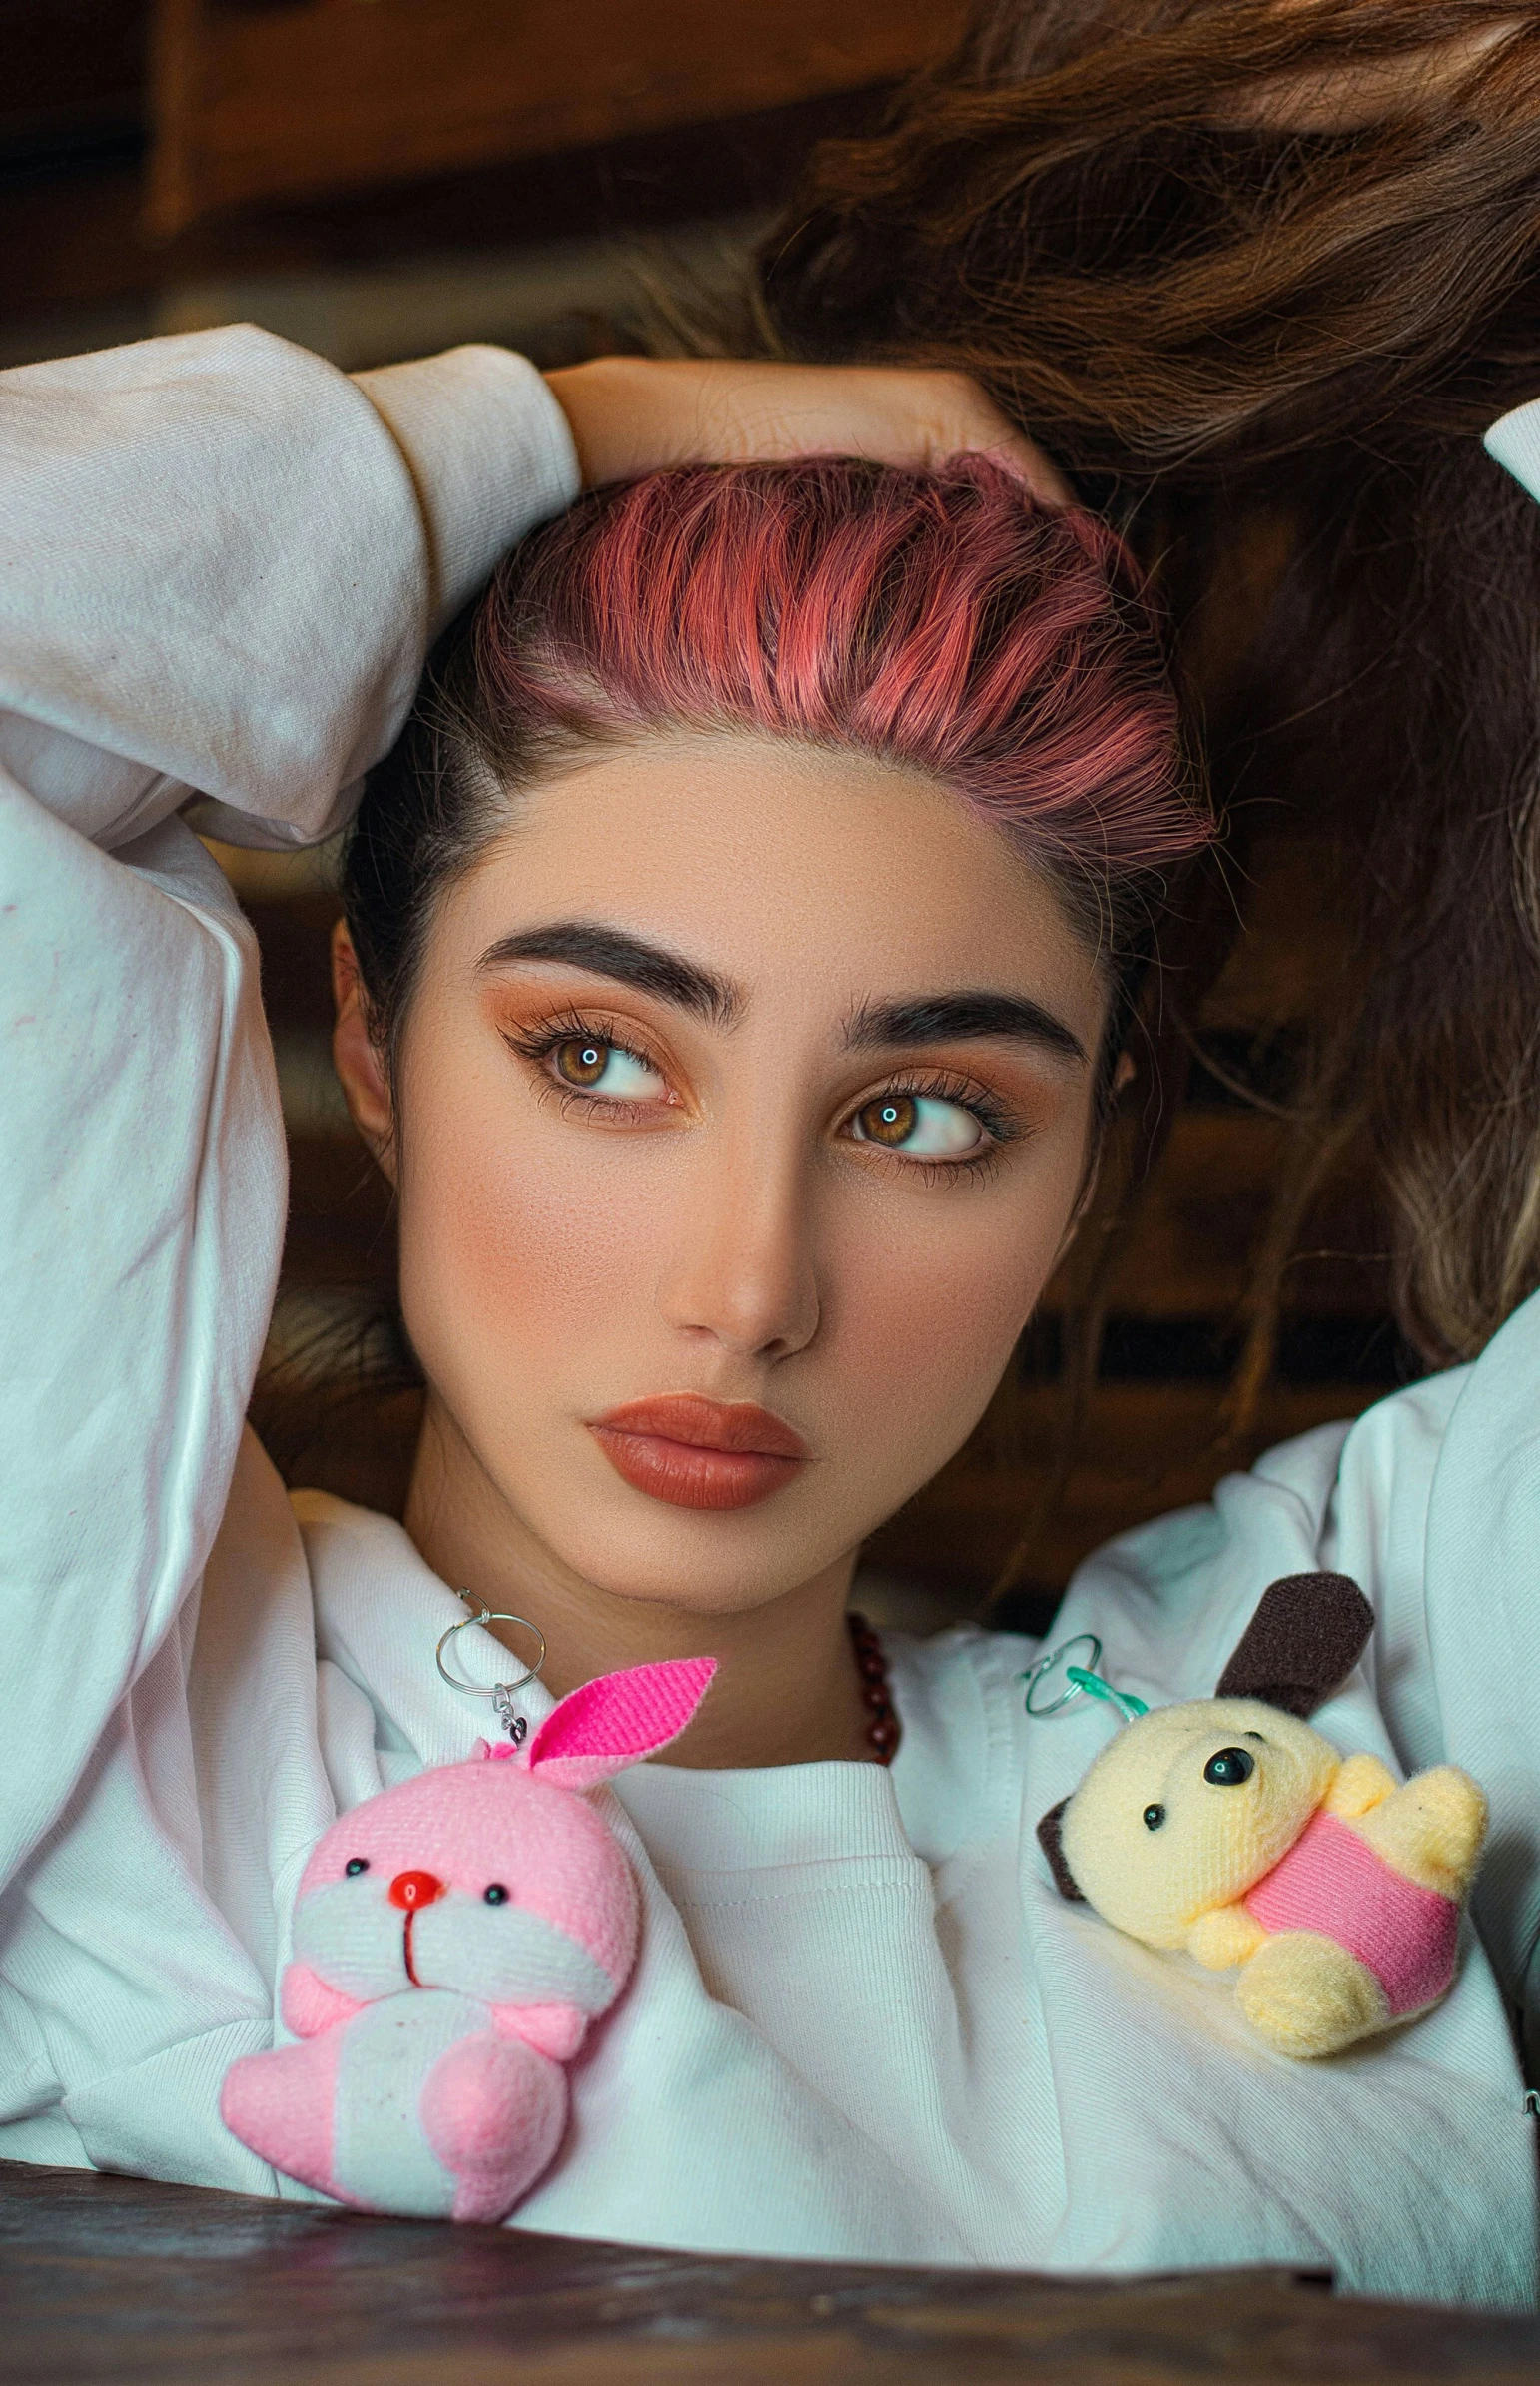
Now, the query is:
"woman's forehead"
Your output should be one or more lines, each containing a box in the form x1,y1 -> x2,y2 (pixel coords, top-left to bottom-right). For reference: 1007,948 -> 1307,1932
452,731 -> 1107,1030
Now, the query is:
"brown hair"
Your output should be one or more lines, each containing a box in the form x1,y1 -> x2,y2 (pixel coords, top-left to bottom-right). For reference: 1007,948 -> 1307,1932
756,0 -> 1540,1379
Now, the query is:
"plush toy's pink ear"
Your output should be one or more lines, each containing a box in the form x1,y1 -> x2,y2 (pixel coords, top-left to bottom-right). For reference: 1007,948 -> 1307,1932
524,1657 -> 717,1791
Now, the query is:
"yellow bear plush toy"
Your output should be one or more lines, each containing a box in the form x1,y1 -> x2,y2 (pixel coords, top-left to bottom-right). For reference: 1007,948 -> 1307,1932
1037,1576 -> 1487,2059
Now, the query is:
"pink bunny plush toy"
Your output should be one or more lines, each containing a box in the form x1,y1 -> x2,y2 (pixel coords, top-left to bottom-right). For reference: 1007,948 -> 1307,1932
221,1656 -> 715,2222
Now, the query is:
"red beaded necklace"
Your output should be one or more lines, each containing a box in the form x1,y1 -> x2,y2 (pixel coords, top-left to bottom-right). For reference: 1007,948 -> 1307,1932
847,1611 -> 900,1765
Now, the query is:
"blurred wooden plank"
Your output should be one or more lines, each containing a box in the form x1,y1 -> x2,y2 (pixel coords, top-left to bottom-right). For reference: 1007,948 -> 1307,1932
148,0 -> 969,232
244,891 -> 340,1032
3,83 -> 882,340
865,1380 -> 1381,1600
1199,829 -> 1355,1032
1044,1112 -> 1389,1319
284,1134 -> 394,1286
0,0 -> 146,158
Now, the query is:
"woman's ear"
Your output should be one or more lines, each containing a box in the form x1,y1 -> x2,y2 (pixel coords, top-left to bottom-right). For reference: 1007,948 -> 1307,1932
331,919 -> 396,1184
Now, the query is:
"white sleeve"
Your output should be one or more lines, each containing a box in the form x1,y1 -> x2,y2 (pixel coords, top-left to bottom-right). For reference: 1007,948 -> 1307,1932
0,327 -> 578,851
1484,398 -> 1540,506
1415,1291 -> 1540,2060
0,328 -> 578,1898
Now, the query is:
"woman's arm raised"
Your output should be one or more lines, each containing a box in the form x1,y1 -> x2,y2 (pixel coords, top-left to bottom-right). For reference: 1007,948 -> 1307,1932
0,329 -> 579,852
0,335 -> 1055,857
0,327 -> 585,1911
545,356 -> 1068,506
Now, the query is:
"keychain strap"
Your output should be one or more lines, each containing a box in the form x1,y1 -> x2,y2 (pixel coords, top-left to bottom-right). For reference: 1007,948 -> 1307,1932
1020,1633 -> 1150,1726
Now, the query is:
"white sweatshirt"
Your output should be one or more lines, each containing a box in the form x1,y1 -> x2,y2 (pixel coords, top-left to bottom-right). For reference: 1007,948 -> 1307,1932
2,327 -> 1538,2308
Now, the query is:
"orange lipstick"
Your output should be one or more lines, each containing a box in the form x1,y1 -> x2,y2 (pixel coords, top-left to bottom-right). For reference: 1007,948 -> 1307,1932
588,1393 -> 808,1511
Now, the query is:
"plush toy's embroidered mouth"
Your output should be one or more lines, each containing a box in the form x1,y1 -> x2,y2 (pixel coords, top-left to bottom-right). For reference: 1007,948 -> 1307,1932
388,1871 -> 445,1987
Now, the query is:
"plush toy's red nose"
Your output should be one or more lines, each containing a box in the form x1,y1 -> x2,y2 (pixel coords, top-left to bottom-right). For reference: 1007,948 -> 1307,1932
388,1870 -> 444,1912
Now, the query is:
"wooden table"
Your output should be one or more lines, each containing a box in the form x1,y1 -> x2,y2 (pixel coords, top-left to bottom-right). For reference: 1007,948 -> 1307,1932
2,2159 -> 1537,2384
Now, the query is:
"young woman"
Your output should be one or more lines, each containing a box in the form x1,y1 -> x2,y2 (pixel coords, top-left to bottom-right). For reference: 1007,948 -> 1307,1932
0,320 -> 1535,2308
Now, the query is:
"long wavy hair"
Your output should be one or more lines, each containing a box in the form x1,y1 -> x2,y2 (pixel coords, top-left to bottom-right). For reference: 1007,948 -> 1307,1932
755,0 -> 1540,1384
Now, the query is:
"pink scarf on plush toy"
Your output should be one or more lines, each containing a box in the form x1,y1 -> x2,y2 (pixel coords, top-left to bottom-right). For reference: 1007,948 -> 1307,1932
1244,1810 -> 1461,2018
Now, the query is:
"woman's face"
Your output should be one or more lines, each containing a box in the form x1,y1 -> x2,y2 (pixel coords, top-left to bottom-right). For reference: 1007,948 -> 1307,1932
339,732 -> 1108,1618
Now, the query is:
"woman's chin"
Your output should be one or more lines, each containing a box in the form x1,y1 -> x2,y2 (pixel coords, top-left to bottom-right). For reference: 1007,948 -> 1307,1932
528,1472 -> 854,1618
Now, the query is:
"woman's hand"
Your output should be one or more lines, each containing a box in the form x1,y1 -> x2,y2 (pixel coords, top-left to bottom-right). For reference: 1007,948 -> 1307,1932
544,356 -> 1071,507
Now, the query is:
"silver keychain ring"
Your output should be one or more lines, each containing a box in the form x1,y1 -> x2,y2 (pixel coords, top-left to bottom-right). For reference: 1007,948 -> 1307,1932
435,1592 -> 547,1700
1022,1632 -> 1104,1717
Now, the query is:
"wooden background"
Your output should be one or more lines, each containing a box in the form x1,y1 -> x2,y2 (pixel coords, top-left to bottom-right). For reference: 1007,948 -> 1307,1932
3,2 -> 1408,1626
145,0 -> 971,232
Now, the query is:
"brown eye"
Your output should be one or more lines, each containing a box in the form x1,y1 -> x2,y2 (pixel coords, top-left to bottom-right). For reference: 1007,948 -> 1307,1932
849,1093 -> 987,1160
554,1037 -> 610,1087
856,1095 -> 917,1148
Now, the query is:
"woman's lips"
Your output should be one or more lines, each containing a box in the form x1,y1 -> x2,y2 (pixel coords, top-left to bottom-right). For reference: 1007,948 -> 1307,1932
588,1394 -> 809,1512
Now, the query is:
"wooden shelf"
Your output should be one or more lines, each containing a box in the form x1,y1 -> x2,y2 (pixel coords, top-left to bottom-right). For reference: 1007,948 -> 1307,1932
148,0 -> 968,231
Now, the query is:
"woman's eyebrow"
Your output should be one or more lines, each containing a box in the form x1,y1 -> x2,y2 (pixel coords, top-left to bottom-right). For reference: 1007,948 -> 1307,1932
843,992 -> 1089,1068
476,921 -> 743,1027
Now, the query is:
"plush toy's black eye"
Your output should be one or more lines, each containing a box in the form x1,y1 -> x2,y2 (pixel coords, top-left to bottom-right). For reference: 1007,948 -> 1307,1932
483,1884 -> 509,1906
345,1858 -> 369,1877
1143,1804 -> 1165,1831
1203,1747 -> 1256,1788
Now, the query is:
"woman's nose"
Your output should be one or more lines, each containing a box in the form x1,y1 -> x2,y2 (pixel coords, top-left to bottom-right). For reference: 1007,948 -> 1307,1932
388,1870 -> 445,1910
658,1136 -> 820,1360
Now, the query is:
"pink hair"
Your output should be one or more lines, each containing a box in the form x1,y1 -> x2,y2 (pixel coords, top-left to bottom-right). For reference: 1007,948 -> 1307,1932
474,458 -> 1208,889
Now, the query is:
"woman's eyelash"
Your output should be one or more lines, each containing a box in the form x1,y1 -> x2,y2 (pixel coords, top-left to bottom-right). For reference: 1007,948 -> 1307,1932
502,1010 -> 652,1072
500,1010 -> 669,1120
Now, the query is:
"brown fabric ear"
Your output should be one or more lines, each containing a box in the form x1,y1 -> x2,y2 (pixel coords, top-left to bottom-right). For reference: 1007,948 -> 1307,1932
1215,1572 -> 1374,1718
1037,1797 -> 1086,1902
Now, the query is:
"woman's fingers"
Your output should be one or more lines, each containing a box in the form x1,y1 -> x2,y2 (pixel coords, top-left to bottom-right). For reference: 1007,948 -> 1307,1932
545,357 -> 1071,508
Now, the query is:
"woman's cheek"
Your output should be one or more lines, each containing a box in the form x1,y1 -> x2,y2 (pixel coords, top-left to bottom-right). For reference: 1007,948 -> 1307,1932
816,1178 -> 1068,1513
395,1059 -> 662,1422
